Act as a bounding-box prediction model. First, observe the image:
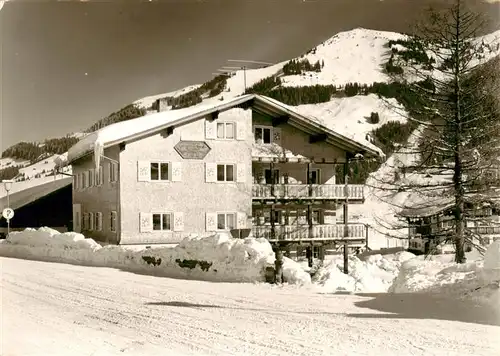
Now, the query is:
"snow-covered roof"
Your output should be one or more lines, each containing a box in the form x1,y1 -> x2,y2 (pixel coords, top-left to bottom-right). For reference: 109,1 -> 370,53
0,177 -> 72,212
68,94 -> 384,164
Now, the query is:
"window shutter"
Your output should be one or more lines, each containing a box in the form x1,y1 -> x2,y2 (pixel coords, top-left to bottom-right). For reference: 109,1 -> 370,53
89,169 -> 95,187
97,212 -> 103,231
205,119 -> 216,140
99,166 -> 104,185
205,162 -> 217,183
236,212 -> 247,229
89,212 -> 94,230
170,162 -> 182,182
173,212 -> 184,232
139,212 -> 153,233
206,212 -> 217,232
273,127 -> 282,146
110,211 -> 117,232
137,161 -> 150,182
236,122 -> 245,140
236,164 -> 246,183
113,163 -> 119,182
108,162 -> 112,182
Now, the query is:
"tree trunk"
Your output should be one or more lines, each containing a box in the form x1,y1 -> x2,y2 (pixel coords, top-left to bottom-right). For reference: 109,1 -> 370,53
452,1 -> 466,264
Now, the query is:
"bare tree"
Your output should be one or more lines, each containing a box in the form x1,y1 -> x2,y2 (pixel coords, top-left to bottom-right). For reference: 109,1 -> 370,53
370,0 -> 500,263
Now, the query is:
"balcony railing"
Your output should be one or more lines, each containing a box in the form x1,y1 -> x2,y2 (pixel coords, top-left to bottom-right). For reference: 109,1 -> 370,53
252,184 -> 364,200
469,226 -> 500,235
252,224 -> 366,241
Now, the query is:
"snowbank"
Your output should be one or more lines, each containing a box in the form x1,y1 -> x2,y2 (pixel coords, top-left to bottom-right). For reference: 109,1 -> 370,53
390,241 -> 500,311
313,251 -> 415,293
0,228 -> 309,285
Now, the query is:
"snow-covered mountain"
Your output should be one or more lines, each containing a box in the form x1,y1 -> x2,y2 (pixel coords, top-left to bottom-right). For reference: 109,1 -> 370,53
2,27 -> 499,248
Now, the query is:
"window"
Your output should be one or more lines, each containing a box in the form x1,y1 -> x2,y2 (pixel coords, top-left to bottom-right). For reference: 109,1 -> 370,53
264,210 -> 281,224
152,213 -> 172,231
82,213 -> 88,230
150,162 -> 169,181
254,126 -> 272,144
217,164 -> 234,182
264,169 -> 280,184
309,169 -> 320,184
95,212 -> 102,231
312,210 -> 322,224
88,170 -> 94,187
110,211 -> 117,232
217,213 -> 235,230
82,173 -> 87,189
109,162 -> 118,182
217,122 -> 235,139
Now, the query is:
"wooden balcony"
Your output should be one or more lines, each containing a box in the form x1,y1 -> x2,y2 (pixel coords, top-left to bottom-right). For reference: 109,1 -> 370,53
252,184 -> 364,201
469,226 -> 500,235
252,223 -> 366,242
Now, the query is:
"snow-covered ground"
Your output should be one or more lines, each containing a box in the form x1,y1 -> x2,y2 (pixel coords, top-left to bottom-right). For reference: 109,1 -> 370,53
0,157 -> 30,170
2,228 -> 500,355
2,254 -> 499,356
313,251 -> 416,293
390,241 -> 500,311
291,94 -> 407,152
280,28 -> 405,87
17,153 -> 59,179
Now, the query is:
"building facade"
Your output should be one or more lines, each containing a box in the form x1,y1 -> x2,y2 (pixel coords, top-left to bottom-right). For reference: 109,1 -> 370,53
401,201 -> 500,255
68,95 -> 382,257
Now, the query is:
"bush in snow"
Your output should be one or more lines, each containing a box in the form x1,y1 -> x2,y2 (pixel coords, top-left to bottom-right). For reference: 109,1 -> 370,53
369,111 -> 380,124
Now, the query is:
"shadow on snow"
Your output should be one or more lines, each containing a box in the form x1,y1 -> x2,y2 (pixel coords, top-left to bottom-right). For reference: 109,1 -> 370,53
346,292 -> 500,327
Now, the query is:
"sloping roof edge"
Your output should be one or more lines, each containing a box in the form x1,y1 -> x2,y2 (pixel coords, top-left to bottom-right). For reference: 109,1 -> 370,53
0,177 -> 72,212
68,94 -> 383,164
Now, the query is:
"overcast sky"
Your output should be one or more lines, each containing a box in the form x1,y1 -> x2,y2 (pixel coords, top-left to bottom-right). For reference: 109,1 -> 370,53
1,0 -> 499,150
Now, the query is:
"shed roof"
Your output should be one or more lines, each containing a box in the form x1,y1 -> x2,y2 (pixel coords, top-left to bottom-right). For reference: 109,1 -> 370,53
0,177 -> 72,212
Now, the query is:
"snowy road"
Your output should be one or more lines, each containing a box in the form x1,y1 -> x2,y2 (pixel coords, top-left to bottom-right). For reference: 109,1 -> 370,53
1,257 -> 499,356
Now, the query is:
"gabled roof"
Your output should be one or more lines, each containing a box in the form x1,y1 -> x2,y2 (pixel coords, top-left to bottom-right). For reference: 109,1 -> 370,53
67,94 -> 384,164
0,177 -> 72,212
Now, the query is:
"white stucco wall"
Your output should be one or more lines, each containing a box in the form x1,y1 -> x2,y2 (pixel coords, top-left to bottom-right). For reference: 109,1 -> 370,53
72,146 -> 120,244
118,108 -> 253,244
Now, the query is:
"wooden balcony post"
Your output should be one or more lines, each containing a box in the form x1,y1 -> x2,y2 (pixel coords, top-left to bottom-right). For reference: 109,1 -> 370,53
307,162 -> 313,197
270,204 -> 276,240
270,162 -> 275,197
343,160 -> 349,274
307,204 -> 313,241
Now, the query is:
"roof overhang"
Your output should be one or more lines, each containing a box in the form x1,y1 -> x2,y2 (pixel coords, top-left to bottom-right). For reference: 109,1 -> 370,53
68,94 -> 384,165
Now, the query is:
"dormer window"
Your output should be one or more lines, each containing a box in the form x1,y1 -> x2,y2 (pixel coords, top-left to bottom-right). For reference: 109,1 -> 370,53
254,126 -> 272,144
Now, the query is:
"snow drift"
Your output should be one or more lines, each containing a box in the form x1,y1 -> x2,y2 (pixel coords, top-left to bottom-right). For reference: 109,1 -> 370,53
313,251 -> 416,293
0,228 -> 310,285
390,241 -> 500,311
